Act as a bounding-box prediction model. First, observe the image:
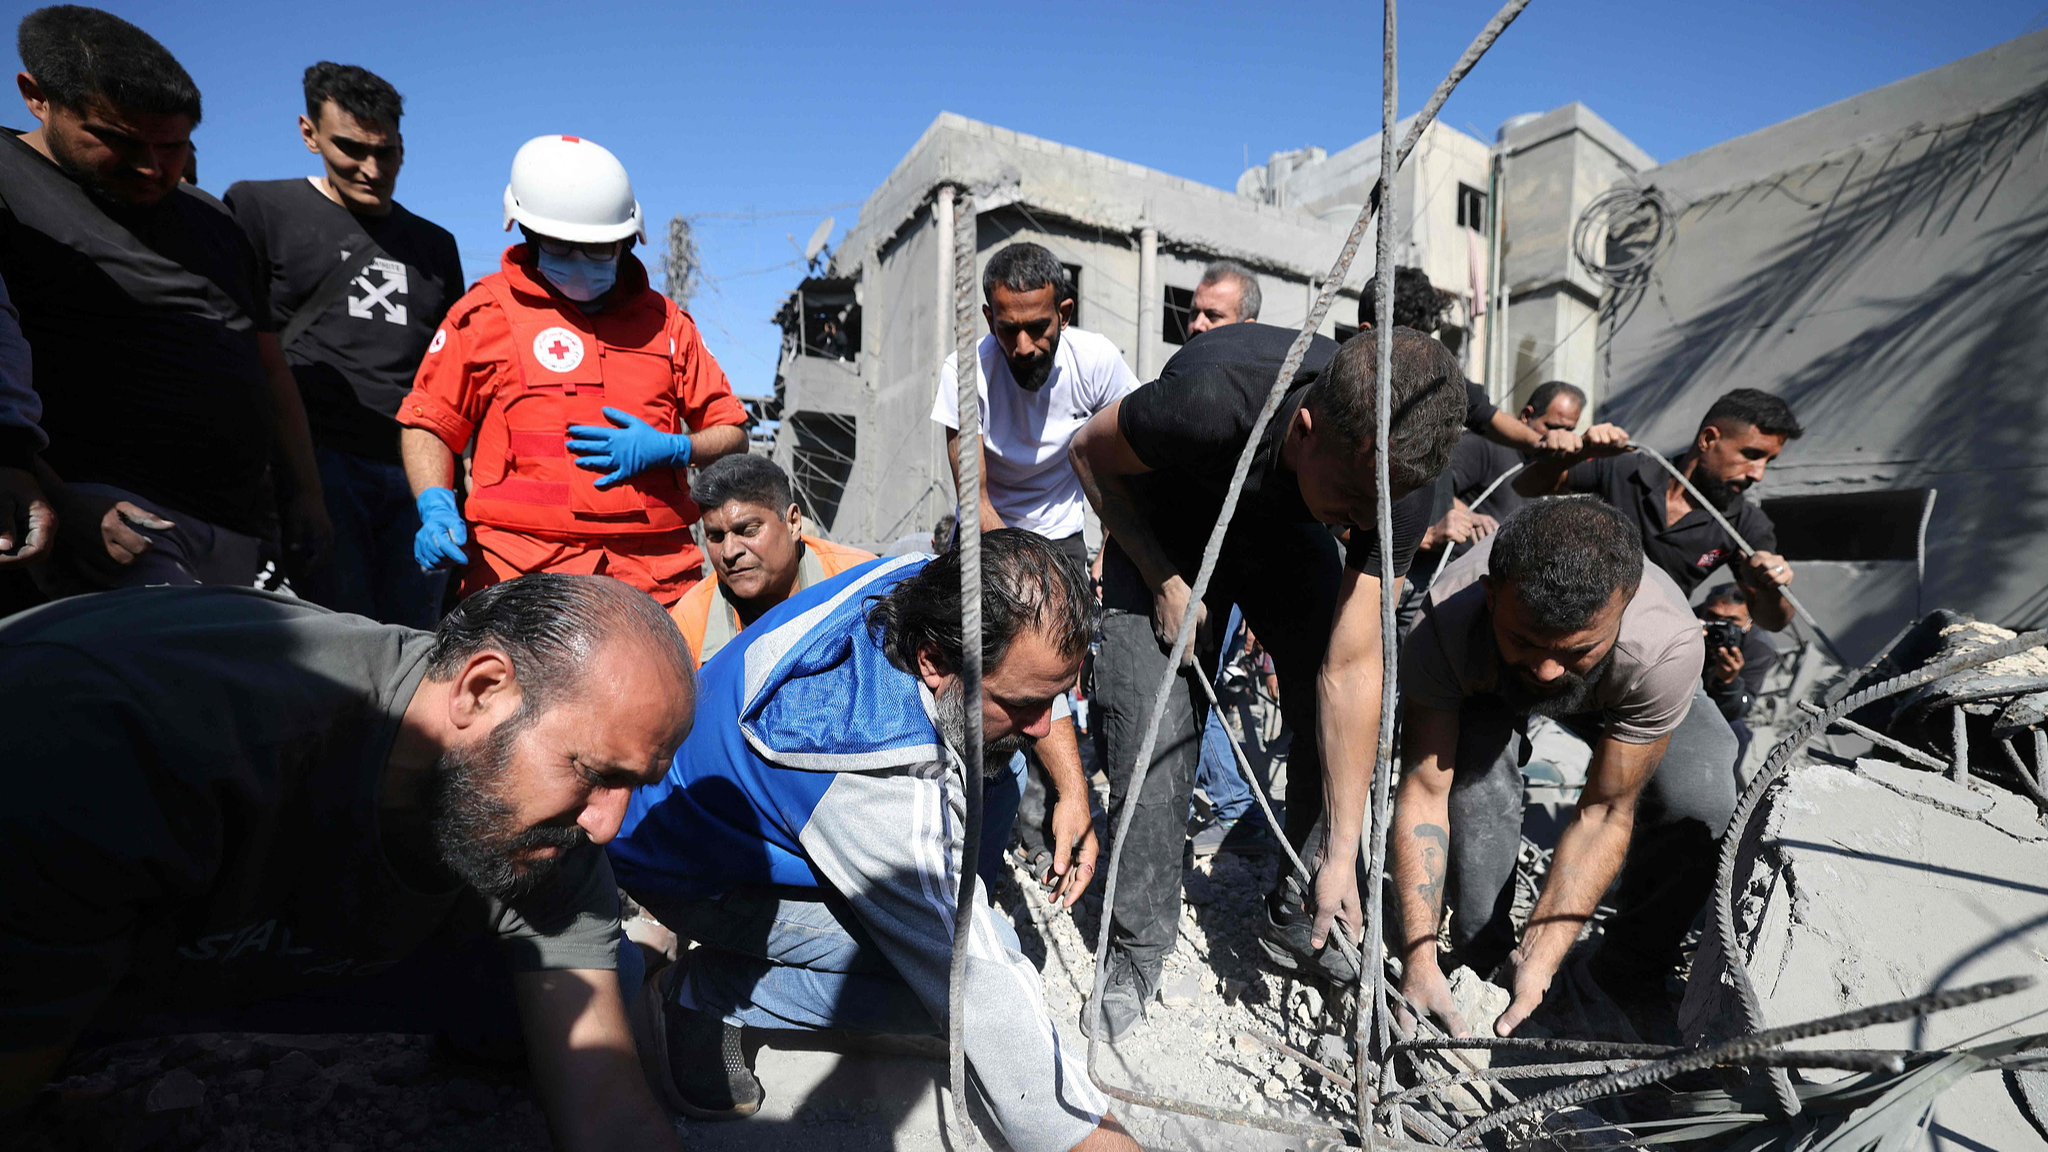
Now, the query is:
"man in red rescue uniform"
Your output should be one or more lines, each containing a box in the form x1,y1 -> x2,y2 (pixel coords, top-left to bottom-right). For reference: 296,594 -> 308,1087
397,134 -> 748,606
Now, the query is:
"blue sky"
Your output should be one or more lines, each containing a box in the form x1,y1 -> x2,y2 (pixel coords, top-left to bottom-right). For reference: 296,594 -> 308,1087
13,0 -> 2044,395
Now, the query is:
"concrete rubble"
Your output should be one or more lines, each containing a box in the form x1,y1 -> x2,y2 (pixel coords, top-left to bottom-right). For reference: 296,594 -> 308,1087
1682,753 -> 2048,1150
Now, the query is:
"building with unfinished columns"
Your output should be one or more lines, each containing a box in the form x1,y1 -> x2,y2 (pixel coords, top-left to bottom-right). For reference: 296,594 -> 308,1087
764,108 -> 1644,548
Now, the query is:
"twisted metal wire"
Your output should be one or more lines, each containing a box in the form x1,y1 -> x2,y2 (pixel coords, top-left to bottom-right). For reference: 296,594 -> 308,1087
1078,1 -> 1535,1139
1361,0 -> 1403,1142
946,188 -> 984,1146
1708,627 -> 2048,1118
1626,444 -> 1847,667
1450,977 -> 2031,1144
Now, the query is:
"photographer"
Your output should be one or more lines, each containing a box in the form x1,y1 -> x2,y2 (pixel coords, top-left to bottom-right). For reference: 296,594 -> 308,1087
1697,584 -> 1778,764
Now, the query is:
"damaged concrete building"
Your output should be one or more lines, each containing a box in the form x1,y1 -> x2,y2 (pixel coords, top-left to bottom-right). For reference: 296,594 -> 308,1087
1594,31 -> 2048,663
764,106 -> 1650,549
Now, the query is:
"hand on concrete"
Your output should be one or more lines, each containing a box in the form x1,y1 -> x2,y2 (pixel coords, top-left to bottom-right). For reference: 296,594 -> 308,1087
1743,550 -> 1794,589
1397,961 -> 1471,1039
1042,790 -> 1099,909
0,465 -> 55,564
1151,574 -> 1207,665
1494,948 -> 1557,1036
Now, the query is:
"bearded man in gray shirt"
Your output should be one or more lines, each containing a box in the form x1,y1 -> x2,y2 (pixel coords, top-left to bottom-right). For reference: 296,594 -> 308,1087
0,574 -> 692,1151
1391,498 -> 1738,1043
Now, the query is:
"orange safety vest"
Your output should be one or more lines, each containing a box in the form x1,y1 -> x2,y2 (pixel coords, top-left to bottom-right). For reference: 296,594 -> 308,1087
672,533 -> 877,665
463,275 -> 699,537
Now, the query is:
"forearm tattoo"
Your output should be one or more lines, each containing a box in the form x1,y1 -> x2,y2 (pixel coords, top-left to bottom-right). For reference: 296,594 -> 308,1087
1414,823 -> 1449,918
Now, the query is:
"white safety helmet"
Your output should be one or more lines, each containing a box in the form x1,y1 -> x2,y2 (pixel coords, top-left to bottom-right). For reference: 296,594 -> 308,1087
502,134 -> 645,245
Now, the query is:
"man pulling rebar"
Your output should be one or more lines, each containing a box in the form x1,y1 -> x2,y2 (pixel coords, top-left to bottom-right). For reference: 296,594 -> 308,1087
1069,323 -> 1467,1039
1392,498 -> 1739,1043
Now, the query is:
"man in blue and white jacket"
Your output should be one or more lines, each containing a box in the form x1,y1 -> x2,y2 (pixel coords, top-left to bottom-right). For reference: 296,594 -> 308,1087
609,529 -> 1138,1152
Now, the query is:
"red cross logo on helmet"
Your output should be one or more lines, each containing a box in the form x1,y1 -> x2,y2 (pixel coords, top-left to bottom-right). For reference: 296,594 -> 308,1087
533,327 -> 585,373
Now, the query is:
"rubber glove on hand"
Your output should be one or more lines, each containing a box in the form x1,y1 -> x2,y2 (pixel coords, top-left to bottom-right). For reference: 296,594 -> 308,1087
566,407 -> 692,490
413,487 -> 469,572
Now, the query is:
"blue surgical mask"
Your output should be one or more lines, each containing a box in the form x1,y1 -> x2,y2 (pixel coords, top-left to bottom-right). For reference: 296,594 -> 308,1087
537,249 -> 618,302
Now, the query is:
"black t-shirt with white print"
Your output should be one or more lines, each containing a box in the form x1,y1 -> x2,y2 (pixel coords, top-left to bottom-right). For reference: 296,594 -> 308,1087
228,178 -> 463,461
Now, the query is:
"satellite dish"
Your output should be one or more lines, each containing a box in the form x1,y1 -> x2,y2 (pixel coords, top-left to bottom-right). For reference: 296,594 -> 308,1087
803,216 -> 836,263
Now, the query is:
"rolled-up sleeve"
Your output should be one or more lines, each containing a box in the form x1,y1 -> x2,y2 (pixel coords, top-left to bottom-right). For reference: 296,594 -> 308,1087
395,303 -> 493,453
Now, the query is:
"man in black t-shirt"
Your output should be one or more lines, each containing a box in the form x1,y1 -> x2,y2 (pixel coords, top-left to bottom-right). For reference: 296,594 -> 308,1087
2,7 -> 330,599
0,575 -> 691,1149
1412,380 -> 1588,582
1070,323 -> 1466,1039
1516,388 -> 1804,631
228,63 -> 464,627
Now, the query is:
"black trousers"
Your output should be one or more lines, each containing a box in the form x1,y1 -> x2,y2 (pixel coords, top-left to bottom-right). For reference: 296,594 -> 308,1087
1443,686 -> 1739,985
1093,522 -> 1342,983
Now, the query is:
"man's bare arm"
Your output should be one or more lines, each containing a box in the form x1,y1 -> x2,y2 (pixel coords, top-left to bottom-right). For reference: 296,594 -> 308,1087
1496,732 -> 1667,1035
400,426 -> 459,497
1391,703 -> 1469,1034
942,427 -> 1006,532
1070,400 -> 1209,655
1736,552 -> 1795,632
1071,1113 -> 1142,1152
1309,568 -> 1393,951
1512,424 -> 1633,498
1034,714 -> 1099,908
513,967 -> 683,1152
688,424 -> 750,470
1482,408 -> 1541,450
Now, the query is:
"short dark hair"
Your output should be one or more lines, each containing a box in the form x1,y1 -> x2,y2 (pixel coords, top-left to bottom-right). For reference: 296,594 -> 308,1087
1488,498 -> 1644,632
931,513 -> 958,554
18,6 -> 201,122
692,453 -> 793,514
303,61 -> 404,128
1199,260 -> 1262,322
1524,381 -> 1587,419
982,242 -> 1074,307
426,573 -> 691,714
1306,328 -> 1468,492
1700,583 -> 1747,610
1359,266 -> 1446,334
869,529 -> 1091,677
1702,388 -> 1803,441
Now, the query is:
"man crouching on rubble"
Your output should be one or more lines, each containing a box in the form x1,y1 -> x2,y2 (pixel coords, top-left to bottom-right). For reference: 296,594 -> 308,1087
1391,498 -> 1738,1042
0,576 -> 692,1150
607,529 -> 1139,1151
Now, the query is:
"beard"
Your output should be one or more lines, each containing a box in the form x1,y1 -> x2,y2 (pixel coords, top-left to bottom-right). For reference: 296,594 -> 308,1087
1004,328 -> 1061,392
934,679 -> 1030,773
1497,648 -> 1617,719
1688,464 -> 1747,513
426,708 -> 587,900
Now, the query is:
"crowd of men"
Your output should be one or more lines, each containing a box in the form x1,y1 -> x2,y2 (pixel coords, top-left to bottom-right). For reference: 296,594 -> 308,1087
0,8 -> 1816,1151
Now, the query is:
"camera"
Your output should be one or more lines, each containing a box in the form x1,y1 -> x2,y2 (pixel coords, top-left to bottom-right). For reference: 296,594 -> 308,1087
1703,617 -> 1745,654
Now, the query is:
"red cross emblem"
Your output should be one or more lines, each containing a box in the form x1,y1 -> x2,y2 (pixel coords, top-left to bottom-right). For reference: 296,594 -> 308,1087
533,327 -> 585,373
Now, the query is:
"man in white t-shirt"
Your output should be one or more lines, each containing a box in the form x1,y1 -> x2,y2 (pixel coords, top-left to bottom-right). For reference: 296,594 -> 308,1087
931,241 -> 1138,907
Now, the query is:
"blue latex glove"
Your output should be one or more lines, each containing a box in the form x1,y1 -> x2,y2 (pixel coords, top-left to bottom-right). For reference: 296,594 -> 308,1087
565,407 -> 692,490
413,487 -> 469,571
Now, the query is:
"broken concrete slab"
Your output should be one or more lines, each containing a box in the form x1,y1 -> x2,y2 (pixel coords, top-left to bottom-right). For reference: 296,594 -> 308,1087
1682,760 -> 2048,1151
